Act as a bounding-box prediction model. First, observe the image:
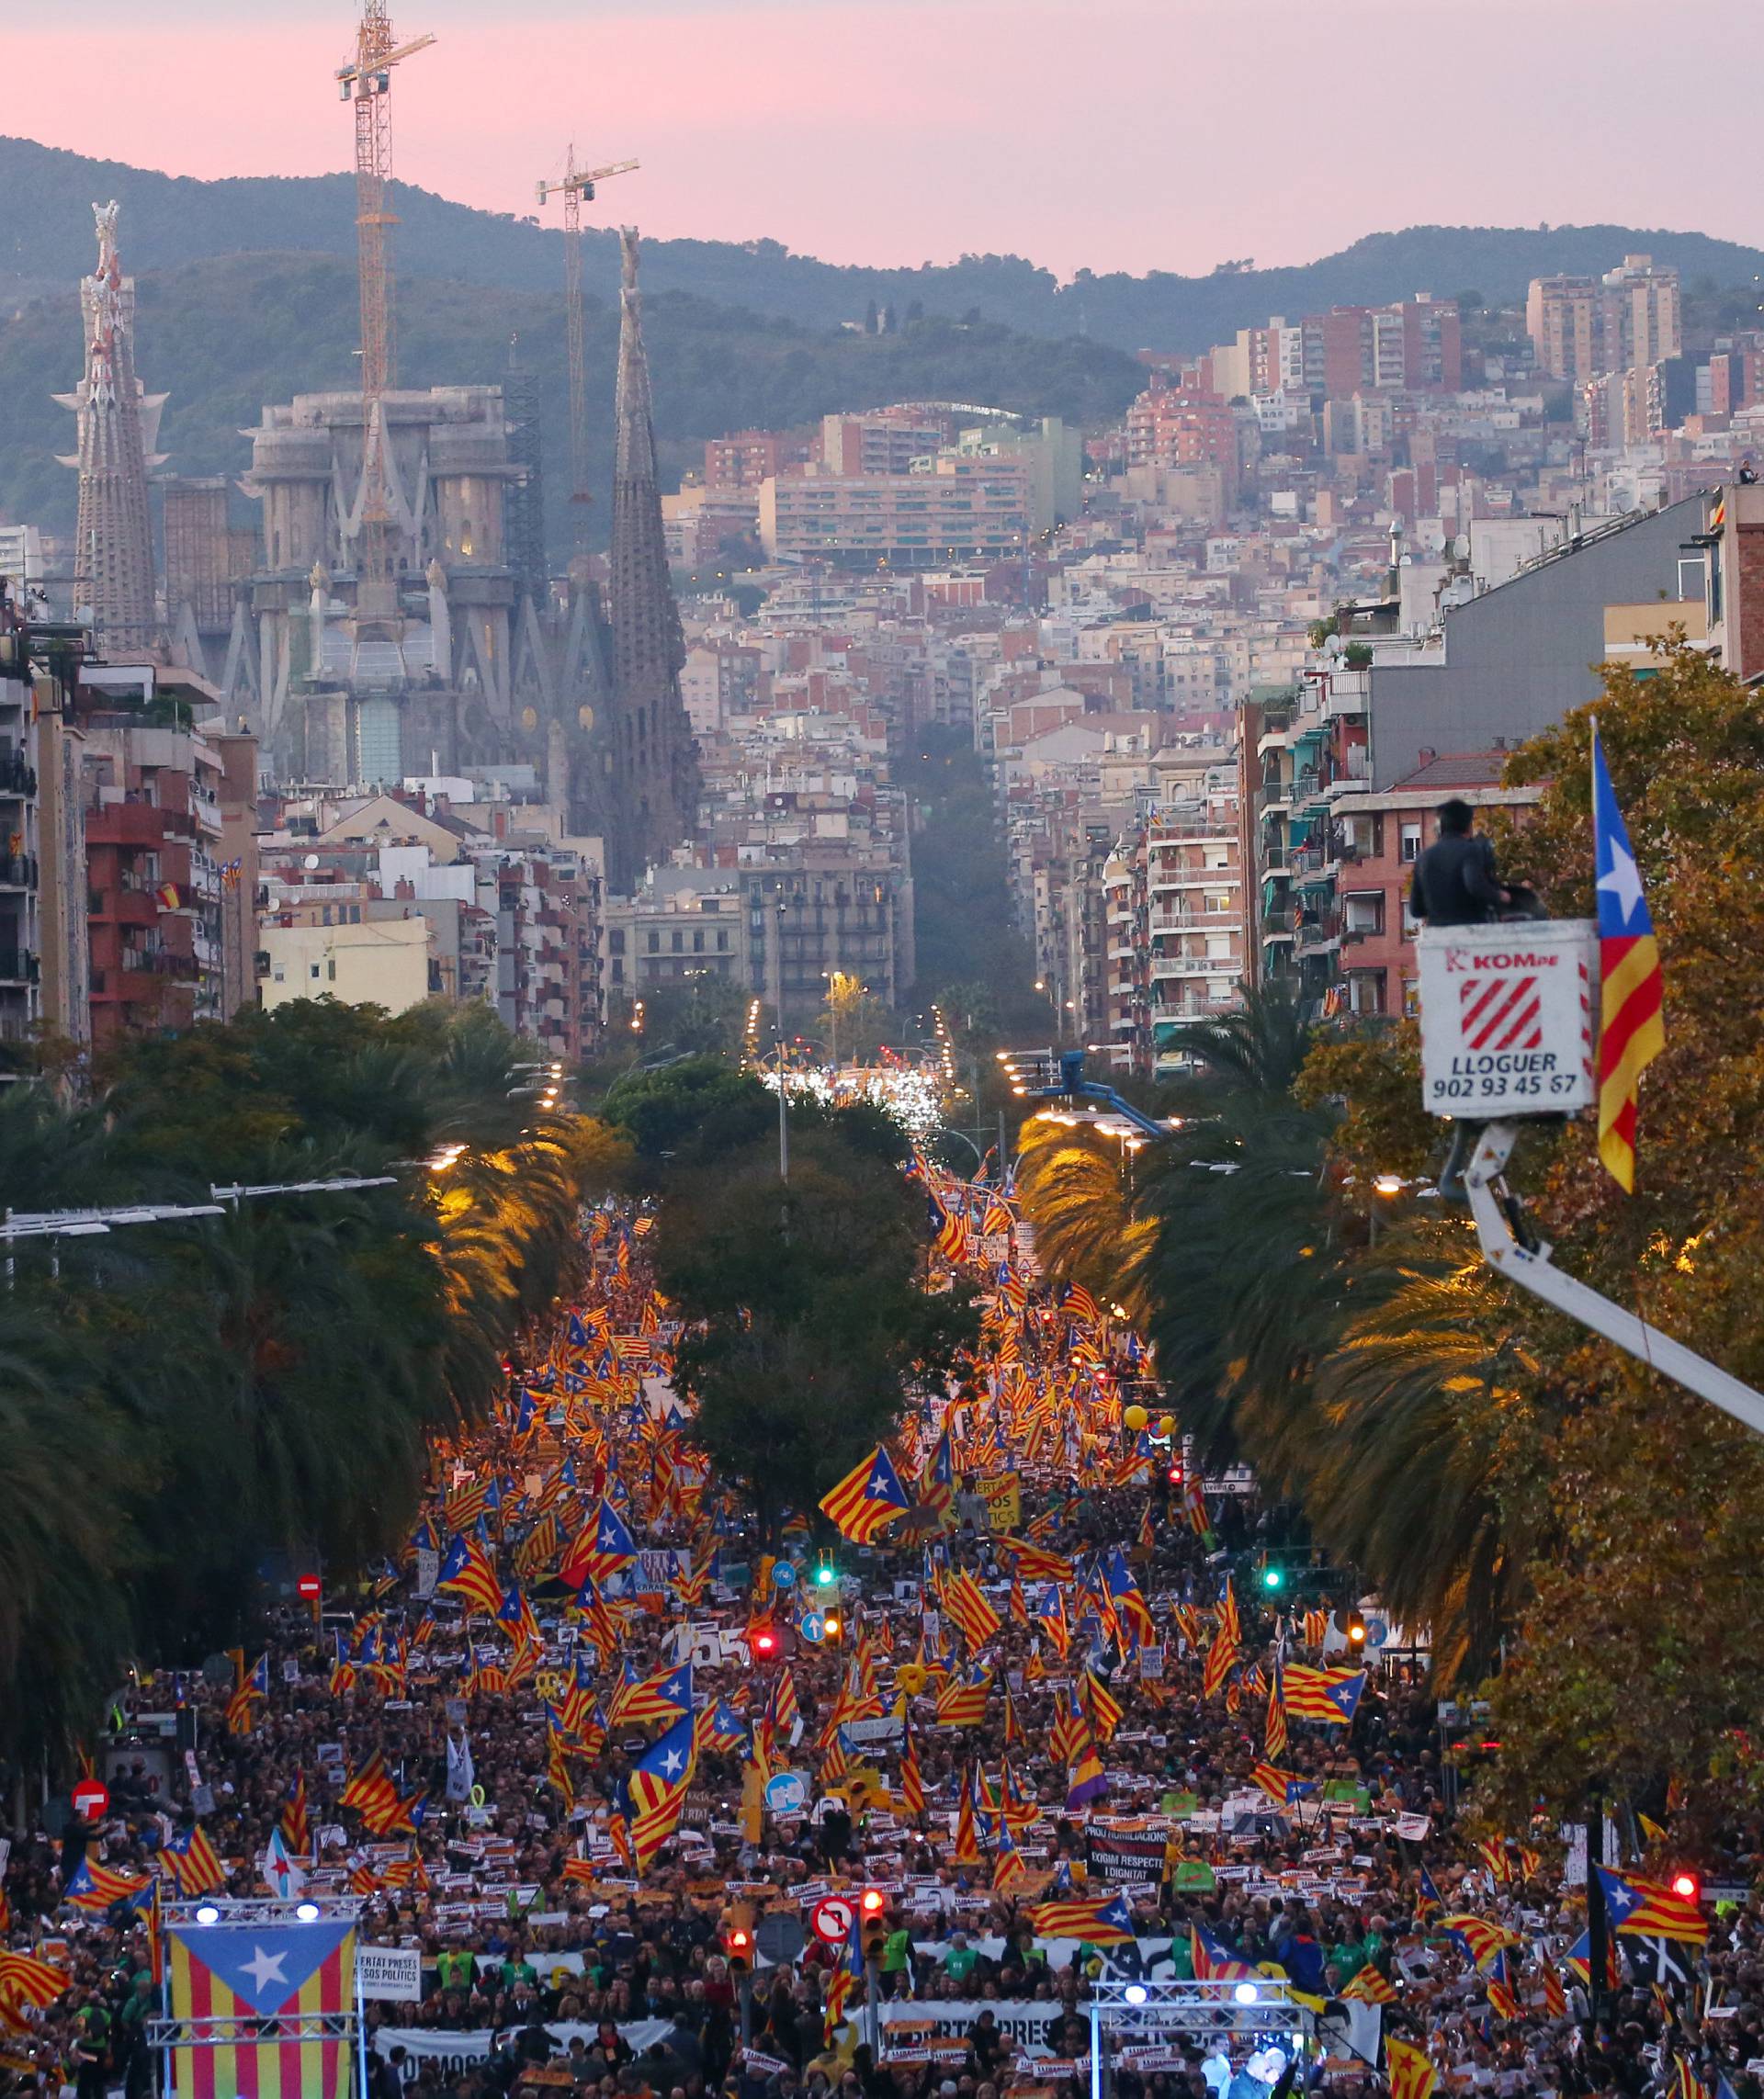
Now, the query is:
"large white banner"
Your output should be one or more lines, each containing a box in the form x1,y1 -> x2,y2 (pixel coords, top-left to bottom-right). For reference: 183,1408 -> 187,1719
372,2022 -> 675,2082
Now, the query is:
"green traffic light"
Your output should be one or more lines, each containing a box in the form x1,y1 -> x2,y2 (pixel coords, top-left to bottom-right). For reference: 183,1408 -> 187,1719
1261,1565 -> 1283,1591
815,1564 -> 837,1586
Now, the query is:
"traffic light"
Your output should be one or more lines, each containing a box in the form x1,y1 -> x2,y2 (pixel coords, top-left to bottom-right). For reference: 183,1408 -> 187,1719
751,1624 -> 779,1661
1166,1463 -> 1184,1487
813,1554 -> 839,1589
1260,1559 -> 1284,1593
1670,1870 -> 1701,1904
722,1904 -> 754,1970
859,1887 -> 888,1962
821,1611 -> 842,1642
1343,1608 -> 1367,1650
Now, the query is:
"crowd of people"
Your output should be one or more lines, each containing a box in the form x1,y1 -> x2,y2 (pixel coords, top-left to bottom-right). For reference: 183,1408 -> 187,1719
1,1191 -> 1759,2099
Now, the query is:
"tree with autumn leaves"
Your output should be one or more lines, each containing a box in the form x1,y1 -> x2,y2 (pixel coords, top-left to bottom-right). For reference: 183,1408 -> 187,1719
1020,640 -> 1764,1838
1311,640 -> 1764,1834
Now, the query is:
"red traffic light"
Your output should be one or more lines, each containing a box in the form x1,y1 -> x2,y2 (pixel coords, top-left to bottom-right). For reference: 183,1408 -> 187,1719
726,1926 -> 752,1953
859,1887 -> 887,1915
752,1630 -> 776,1655
1671,1872 -> 1700,1902
1166,1464 -> 1183,1486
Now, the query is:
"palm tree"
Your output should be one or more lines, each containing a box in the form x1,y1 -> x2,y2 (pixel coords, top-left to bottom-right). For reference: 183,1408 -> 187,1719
1305,1239 -> 1556,1684
1160,979 -> 1314,1101
1012,1116 -> 1153,1316
0,1295 -> 136,1768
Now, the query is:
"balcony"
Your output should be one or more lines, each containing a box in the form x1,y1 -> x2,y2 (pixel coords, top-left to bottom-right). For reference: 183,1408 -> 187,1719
0,753 -> 36,798
0,853 -> 37,889
88,799 -> 169,848
0,947 -> 39,984
119,947 -> 199,980
1295,910 -> 1342,956
92,888 -> 157,927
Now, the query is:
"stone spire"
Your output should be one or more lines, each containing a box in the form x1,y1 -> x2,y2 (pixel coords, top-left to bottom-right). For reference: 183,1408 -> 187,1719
605,226 -> 698,891
55,202 -> 164,656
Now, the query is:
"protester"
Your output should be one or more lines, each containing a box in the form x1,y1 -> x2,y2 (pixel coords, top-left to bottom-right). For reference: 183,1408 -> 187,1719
0,1199 -> 1748,2099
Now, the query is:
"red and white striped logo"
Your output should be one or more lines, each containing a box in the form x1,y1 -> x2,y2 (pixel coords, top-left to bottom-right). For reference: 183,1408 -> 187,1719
1460,971 -> 1542,1050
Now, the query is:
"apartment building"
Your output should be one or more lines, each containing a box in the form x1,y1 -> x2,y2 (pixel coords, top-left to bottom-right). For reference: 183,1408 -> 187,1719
1125,387 -> 1241,507
77,667 -> 255,1046
1526,255 -> 1681,381
1103,755 -> 1244,1077
1242,668 -> 1372,1015
0,645 -> 40,1054
258,783 -> 605,1057
1323,756 -> 1543,1019
706,429 -> 815,490
603,868 -> 748,1007
820,412 -> 948,476
758,453 -> 1029,569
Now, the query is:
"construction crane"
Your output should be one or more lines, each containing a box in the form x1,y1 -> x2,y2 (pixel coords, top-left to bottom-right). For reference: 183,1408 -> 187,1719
537,148 -> 639,536
335,0 -> 435,626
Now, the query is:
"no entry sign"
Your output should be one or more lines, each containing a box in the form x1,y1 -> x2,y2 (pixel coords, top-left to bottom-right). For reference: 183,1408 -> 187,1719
72,1778 -> 109,1822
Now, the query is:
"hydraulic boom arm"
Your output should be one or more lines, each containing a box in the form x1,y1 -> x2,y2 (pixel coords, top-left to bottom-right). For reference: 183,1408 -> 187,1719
1465,1120 -> 1764,1437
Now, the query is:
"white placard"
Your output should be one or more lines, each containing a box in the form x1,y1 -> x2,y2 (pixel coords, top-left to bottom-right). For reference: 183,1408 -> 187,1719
356,1946 -> 424,2003
1417,920 -> 1596,1120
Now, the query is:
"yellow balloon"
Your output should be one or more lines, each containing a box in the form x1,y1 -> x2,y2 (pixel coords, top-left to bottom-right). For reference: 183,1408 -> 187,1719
1159,1415 -> 1175,1437
896,1664 -> 927,1695
1123,1404 -> 1148,1431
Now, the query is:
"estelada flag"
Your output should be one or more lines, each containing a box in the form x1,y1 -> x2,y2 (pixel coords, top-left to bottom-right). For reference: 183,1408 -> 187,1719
1591,720 -> 1665,1191
167,1913 -> 356,2099
1596,1864 -> 1709,1944
1384,2039 -> 1438,2099
818,1446 -> 910,1545
1024,1892 -> 1135,1947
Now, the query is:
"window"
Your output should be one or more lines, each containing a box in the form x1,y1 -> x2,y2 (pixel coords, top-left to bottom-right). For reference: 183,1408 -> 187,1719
1399,822 -> 1422,863
647,931 -> 660,954
609,930 -> 626,954
309,963 -> 321,979
693,931 -> 705,954
671,930 -> 684,954
327,960 -> 337,981
717,931 -> 729,953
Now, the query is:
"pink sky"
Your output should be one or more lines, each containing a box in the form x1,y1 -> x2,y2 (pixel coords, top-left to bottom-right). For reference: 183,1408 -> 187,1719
14,0 -> 1762,278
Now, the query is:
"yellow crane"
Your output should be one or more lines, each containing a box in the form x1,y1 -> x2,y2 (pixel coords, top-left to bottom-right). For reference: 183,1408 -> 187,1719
537,148 -> 639,536
335,0 -> 435,626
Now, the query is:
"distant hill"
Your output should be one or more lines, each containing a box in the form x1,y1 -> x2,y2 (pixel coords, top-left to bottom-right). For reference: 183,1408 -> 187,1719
0,251 -> 1144,547
6,138 -> 1764,354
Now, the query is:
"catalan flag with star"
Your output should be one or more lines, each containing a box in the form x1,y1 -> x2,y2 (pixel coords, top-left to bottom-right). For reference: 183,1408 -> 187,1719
625,1712 -> 695,1863
818,1445 -> 911,1545
1595,1864 -> 1708,1944
166,1911 -> 356,2099
1591,719 -> 1665,1191
1025,1891 -> 1136,1947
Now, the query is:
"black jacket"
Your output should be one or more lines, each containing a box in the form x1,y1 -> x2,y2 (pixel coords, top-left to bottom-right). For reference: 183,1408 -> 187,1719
1409,831 -> 1504,925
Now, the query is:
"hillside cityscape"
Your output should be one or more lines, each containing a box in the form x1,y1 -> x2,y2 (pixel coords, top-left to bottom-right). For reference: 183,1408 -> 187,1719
0,126 -> 1754,1060
10,11 -> 1764,2099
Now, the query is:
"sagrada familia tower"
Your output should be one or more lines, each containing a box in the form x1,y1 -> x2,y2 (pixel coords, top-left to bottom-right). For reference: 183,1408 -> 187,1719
605,226 -> 699,890
54,202 -> 164,657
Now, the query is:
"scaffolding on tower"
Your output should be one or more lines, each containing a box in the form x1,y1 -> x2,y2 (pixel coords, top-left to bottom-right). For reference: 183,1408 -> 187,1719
334,0 -> 434,635
537,148 -> 639,545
